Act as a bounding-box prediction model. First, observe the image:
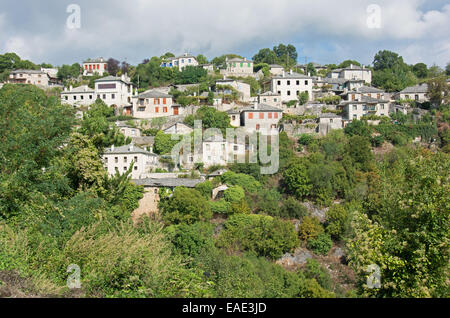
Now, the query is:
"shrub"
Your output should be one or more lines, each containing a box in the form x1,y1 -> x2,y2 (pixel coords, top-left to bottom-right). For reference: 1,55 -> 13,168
209,199 -> 231,214
255,189 -> 282,215
298,133 -> 314,146
217,214 -> 299,259
279,197 -> 308,219
165,222 -> 215,257
307,233 -> 333,255
298,216 -> 324,242
303,259 -> 334,291
224,185 -> 245,203
371,135 -> 385,147
325,204 -> 350,240
195,180 -> 213,199
221,171 -> 261,193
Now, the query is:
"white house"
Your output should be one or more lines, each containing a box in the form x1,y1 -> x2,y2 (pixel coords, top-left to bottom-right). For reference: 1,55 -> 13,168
202,135 -> 246,168
394,83 -> 429,103
216,79 -> 251,102
8,69 -> 51,87
258,91 -> 282,108
269,64 -> 284,76
115,122 -> 142,138
132,89 -> 181,119
102,144 -> 159,179
226,108 -> 241,127
270,70 -> 313,103
61,85 -> 96,107
317,113 -> 343,136
327,65 -> 372,84
341,96 -> 389,120
160,53 -> 199,71
163,122 -> 193,135
94,75 -> 136,113
240,102 -> 283,133
220,57 -> 254,77
83,57 -> 108,76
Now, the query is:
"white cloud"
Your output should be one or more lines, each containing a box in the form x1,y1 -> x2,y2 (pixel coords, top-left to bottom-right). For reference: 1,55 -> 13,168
0,0 -> 449,66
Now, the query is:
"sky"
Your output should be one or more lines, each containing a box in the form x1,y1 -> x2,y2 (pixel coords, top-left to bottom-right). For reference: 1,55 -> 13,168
0,0 -> 449,68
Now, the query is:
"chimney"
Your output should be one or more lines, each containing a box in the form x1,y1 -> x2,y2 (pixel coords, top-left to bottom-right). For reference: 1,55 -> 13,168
244,57 -> 247,61
290,69 -> 293,75
111,145 -> 115,151
350,64 -> 353,69
308,72 -> 311,77
254,101 -> 258,110
69,85 -> 73,91
282,70 -> 285,77
129,144 -> 134,152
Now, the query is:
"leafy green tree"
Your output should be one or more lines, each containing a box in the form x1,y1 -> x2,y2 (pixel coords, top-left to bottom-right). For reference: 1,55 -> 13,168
338,60 -> 361,69
280,197 -> 308,219
224,185 -> 245,203
325,204 -> 350,240
298,91 -> 309,105
196,54 -> 208,65
412,63 -> 428,78
298,216 -> 324,242
282,162 -> 312,199
166,222 -> 215,257
252,48 -> 279,65
221,171 -> 262,193
307,233 -> 333,255
57,63 -> 81,81
217,214 -> 299,259
159,187 -> 212,224
153,131 -> 179,155
175,66 -> 207,84
306,63 -> 317,76
427,76 -> 450,107
446,62 -> 450,76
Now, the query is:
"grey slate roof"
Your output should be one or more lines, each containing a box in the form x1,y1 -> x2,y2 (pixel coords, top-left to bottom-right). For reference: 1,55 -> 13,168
10,69 -> 47,75
104,144 -> 157,156
272,72 -> 312,79
259,91 -> 280,96
400,83 -> 428,94
226,108 -> 241,114
137,89 -> 172,99
227,57 -> 253,63
269,64 -> 284,68
95,75 -> 132,85
132,178 -> 203,188
356,86 -> 384,93
241,103 -> 283,112
83,57 -> 105,63
132,136 -> 155,146
319,113 -> 342,119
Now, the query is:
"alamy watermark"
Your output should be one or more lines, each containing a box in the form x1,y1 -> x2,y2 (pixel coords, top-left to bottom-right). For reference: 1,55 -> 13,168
66,4 -> 81,29
366,264 -> 381,289
366,4 -> 382,29
67,264 -> 81,289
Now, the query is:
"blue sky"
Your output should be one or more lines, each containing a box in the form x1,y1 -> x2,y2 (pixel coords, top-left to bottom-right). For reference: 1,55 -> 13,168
0,0 -> 449,68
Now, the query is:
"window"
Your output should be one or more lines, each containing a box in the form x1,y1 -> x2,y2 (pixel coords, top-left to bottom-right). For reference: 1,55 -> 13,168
277,80 -> 281,85
232,115 -> 236,120
248,113 -> 253,119
274,98 -> 277,102
188,59 -> 191,63
80,95 -> 84,100
353,114 -> 357,119
123,167 -> 127,171
134,156 -> 138,163
134,166 -> 138,171
65,96 -> 68,100
73,96 -> 77,100
104,157 -> 108,163
287,91 -> 291,96
163,107 -> 168,113
247,63 -> 251,67
263,98 -> 267,102
353,105 -> 357,111
259,113 -> 264,119
103,94 -> 106,99
240,63 -> 243,67
206,144 -> 210,151
268,113 -> 272,119
155,107 -> 159,113
352,94 -> 356,101
115,157 -> 118,163
124,157 -> 127,163
163,98 -> 166,104
278,91 -> 281,95
296,80 -> 300,85
111,94 -> 115,99
287,80 -> 291,85
415,95 -> 419,101
234,145 -> 238,151
89,95 -> 93,99
256,124 -> 260,130
305,80 -> 308,85
381,105 -> 385,110
274,113 -> 279,119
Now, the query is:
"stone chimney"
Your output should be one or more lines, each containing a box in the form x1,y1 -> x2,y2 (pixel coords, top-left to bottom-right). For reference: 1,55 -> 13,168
111,145 -> 115,151
129,144 -> 134,152
282,70 -> 285,77
350,64 -> 354,69
290,69 -> 293,75
69,85 -> 73,91
308,72 -> 311,77
254,101 -> 258,110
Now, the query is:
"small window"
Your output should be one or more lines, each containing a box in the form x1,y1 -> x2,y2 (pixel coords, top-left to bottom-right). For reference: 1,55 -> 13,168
80,95 -> 84,100
103,94 -> 106,99
256,124 -> 260,131
259,113 -> 264,119
65,96 -> 68,100
73,96 -> 77,100
124,157 -> 127,163
296,80 -> 300,85
277,80 -> 281,85
268,113 -> 272,119
287,80 -> 291,85
89,95 -> 93,99
248,113 -> 253,119
134,166 -> 138,171
115,157 -> 118,163
112,94 -> 115,99
287,91 -> 291,96
305,80 -> 308,85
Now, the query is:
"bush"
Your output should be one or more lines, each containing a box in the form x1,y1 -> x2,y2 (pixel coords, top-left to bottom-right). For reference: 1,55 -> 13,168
298,134 -> 314,146
224,185 -> 245,203
371,135 -> 385,147
303,259 -> 334,291
217,214 -> 299,259
255,189 -> 282,215
165,222 -> 215,257
307,233 -> 333,255
221,171 -> 261,193
195,181 -> 213,199
209,199 -> 231,214
298,216 -> 324,242
159,187 -> 212,224
325,204 -> 349,240
279,197 -> 308,219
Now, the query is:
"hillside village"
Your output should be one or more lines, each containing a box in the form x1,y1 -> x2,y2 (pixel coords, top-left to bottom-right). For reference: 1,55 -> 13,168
0,46 -> 449,299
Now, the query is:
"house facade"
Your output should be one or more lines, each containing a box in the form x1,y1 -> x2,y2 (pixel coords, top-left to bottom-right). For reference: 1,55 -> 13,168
269,64 -> 284,76
394,83 -> 429,103
220,57 -> 254,77
216,79 -> 251,102
258,91 -> 282,108
102,144 -> 159,179
341,96 -> 389,120
240,103 -> 283,133
83,57 -> 108,76
202,135 -> 246,168
160,53 -> 199,71
8,70 -> 50,87
163,122 -> 193,135
327,65 -> 372,84
270,70 -> 313,102
61,85 -> 96,107
132,89 -> 181,119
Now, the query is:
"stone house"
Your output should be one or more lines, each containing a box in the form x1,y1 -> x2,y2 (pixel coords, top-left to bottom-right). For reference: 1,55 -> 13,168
132,89 -> 181,119
83,57 -> 108,76
270,70 -> 313,103
160,53 -> 199,71
240,102 -> 283,133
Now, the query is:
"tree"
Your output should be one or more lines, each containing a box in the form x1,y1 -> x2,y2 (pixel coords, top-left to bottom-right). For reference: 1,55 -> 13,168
217,214 -> 299,259
159,187 -> 212,224
57,63 -> 81,81
298,91 -> 309,105
306,63 -> 317,76
298,216 -> 324,242
196,54 -> 208,65
153,131 -> 179,155
373,50 -> 404,71
338,60 -> 361,68
307,233 -> 333,255
282,162 -> 312,199
427,76 -> 450,107
446,62 -> 450,76
107,58 -> 120,76
253,48 -> 279,65
224,185 -> 245,203
412,63 -> 428,78
175,66 -> 207,84
325,204 -> 350,240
